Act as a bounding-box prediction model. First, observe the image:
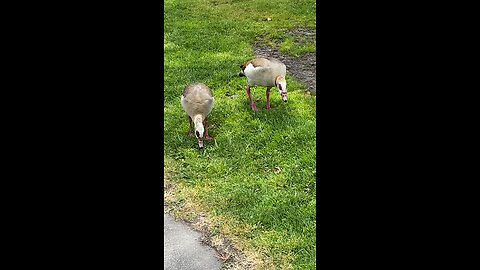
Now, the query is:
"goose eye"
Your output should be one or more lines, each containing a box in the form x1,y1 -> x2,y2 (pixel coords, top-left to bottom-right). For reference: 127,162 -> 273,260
278,84 -> 282,90
195,131 -> 200,138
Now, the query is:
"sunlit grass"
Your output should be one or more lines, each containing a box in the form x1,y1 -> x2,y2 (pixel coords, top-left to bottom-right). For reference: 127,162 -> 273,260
164,0 -> 316,269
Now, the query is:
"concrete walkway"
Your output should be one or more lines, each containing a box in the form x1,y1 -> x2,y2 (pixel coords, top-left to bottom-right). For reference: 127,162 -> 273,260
164,213 -> 223,270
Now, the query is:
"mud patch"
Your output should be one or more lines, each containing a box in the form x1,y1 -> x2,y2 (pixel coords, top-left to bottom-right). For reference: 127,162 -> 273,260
286,28 -> 316,45
254,28 -> 317,94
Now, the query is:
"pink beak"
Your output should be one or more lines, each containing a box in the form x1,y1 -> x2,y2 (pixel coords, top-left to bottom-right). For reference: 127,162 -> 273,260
281,92 -> 288,102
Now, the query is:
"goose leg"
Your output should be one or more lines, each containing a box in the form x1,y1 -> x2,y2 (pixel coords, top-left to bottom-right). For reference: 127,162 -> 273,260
266,87 -> 272,110
188,116 -> 194,137
246,86 -> 258,111
204,117 -> 213,141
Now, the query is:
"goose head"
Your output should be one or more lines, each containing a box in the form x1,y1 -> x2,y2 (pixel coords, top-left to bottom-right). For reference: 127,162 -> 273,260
275,76 -> 288,102
193,115 -> 205,148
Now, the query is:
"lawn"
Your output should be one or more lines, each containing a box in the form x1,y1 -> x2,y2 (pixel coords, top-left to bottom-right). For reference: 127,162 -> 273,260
164,0 -> 316,269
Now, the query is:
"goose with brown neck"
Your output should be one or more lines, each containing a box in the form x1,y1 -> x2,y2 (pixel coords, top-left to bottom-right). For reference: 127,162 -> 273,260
180,83 -> 214,149
239,57 -> 287,111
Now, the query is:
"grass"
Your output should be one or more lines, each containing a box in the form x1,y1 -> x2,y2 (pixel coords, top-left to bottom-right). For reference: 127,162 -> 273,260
280,36 -> 316,57
164,0 -> 316,269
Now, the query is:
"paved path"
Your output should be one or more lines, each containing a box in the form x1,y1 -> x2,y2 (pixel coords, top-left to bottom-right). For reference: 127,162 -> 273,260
164,213 -> 223,270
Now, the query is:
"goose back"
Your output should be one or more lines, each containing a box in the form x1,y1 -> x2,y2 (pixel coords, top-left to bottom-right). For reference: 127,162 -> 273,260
181,83 -> 214,119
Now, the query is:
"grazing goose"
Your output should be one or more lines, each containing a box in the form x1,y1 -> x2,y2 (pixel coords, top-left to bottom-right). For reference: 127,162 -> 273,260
239,57 -> 287,111
181,83 -> 214,149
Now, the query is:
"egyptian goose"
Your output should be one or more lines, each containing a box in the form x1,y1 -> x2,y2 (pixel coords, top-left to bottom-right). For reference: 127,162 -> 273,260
180,83 -> 214,149
239,57 -> 287,111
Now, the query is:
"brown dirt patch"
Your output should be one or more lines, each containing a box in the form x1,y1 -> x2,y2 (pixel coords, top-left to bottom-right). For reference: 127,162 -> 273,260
192,215 -> 258,269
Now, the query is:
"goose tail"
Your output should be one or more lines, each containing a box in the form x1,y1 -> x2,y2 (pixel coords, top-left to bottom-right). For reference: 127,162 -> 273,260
239,64 -> 246,77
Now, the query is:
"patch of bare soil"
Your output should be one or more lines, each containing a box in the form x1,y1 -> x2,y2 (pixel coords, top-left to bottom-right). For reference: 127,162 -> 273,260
254,28 -> 317,95
192,215 -> 256,270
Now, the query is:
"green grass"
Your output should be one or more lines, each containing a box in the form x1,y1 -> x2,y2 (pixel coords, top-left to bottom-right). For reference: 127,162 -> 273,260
280,36 -> 316,57
164,0 -> 316,269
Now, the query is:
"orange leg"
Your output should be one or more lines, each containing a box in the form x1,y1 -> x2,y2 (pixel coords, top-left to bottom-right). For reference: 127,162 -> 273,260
266,87 -> 272,110
247,86 -> 258,111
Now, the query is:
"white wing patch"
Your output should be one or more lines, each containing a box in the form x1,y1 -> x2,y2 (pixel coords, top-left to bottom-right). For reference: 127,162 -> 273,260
243,63 -> 255,76
244,63 -> 267,77
244,63 -> 272,86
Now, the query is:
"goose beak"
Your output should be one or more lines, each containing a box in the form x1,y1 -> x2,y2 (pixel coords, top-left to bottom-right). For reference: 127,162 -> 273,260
281,92 -> 288,102
198,139 -> 204,149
